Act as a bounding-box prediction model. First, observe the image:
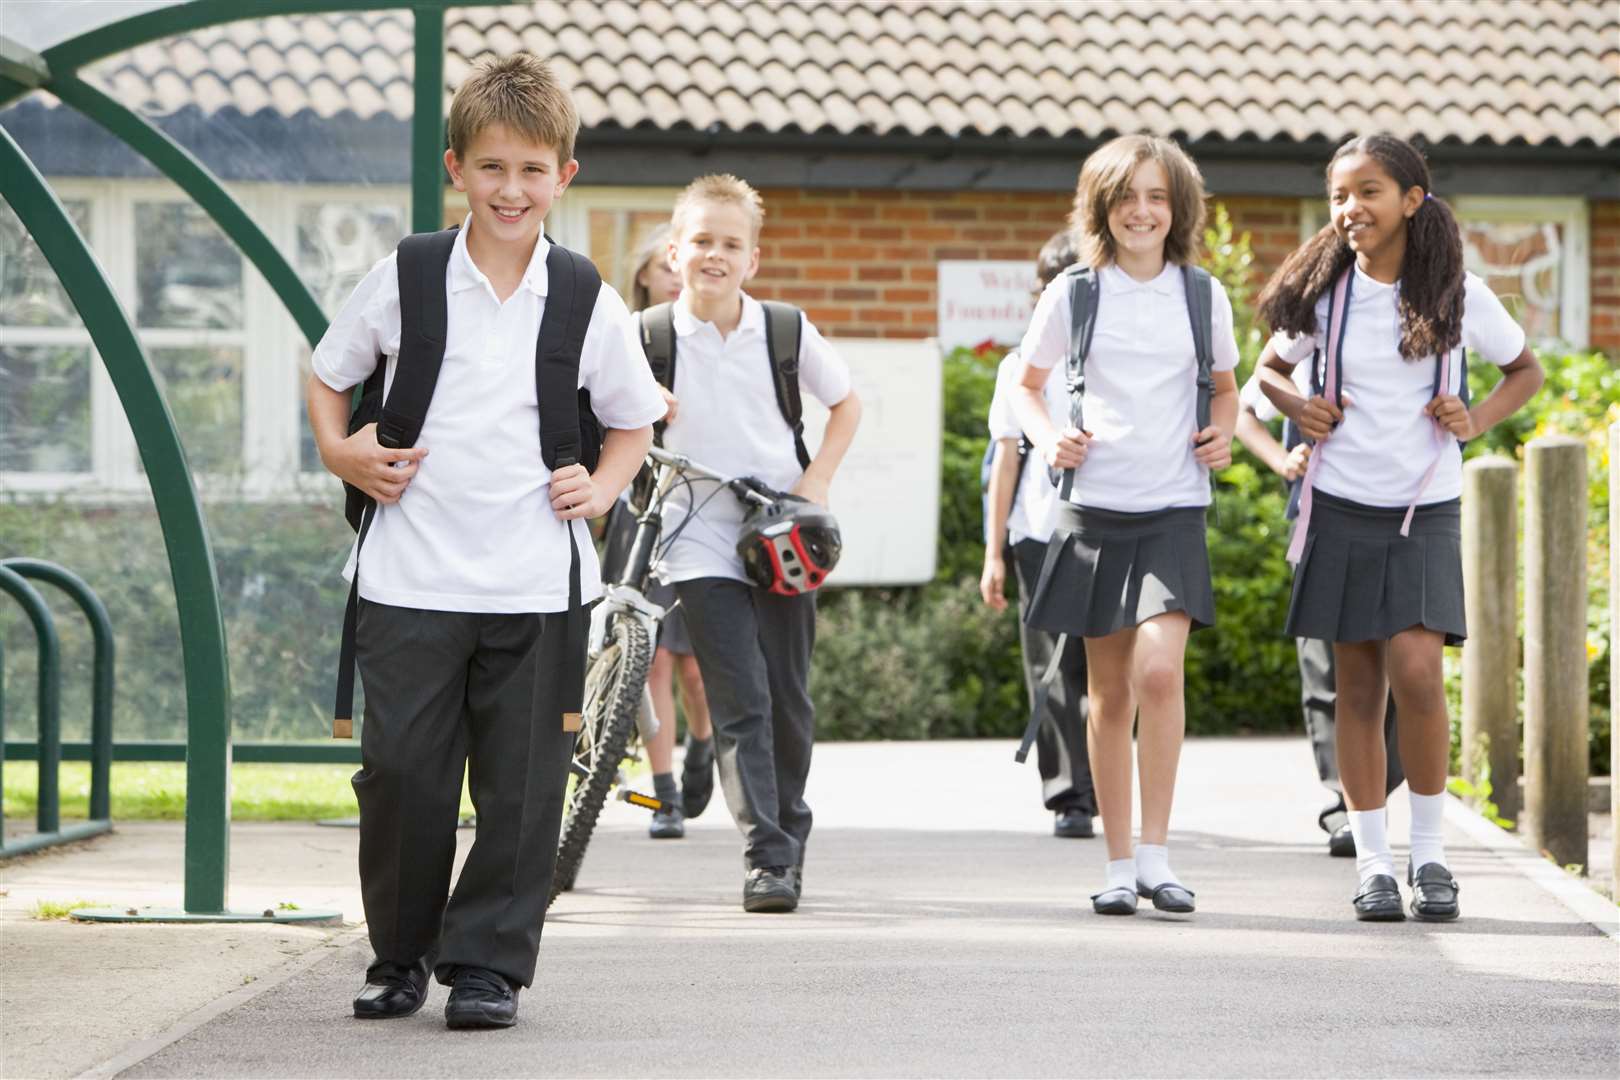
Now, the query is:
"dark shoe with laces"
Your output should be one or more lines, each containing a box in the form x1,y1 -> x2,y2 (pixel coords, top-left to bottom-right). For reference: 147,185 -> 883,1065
648,801 -> 685,839
353,962 -> 427,1020
680,737 -> 716,819
1407,860 -> 1460,922
1053,808 -> 1095,839
1353,874 -> 1405,922
444,966 -> 519,1029
743,866 -> 798,913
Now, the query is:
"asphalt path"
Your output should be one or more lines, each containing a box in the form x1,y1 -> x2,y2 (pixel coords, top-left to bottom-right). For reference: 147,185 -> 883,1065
120,739 -> 1619,1078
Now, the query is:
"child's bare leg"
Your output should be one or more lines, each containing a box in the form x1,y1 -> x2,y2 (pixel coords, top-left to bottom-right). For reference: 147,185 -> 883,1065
1130,612 -> 1191,847
1084,628 -> 1138,863
647,648 -> 678,775
1332,641 -> 1391,811
674,654 -> 712,741
1385,627 -> 1448,796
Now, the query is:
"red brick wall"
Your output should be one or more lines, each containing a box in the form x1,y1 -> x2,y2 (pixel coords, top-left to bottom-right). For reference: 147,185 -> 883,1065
750,188 -> 1303,340
1591,200 -> 1620,354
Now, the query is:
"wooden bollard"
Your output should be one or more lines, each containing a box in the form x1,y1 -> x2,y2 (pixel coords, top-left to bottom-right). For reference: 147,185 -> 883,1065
1461,456 -> 1519,820
1610,422 -> 1617,886
1523,435 -> 1589,869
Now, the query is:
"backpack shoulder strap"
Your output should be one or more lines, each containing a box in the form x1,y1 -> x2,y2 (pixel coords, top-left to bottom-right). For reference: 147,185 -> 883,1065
378,227 -> 458,448
1057,265 -> 1098,503
535,241 -> 602,470
760,299 -> 811,469
1182,264 -> 1216,433
638,301 -> 678,443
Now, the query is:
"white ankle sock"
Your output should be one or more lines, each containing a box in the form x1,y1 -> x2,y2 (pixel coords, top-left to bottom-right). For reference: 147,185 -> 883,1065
1408,791 -> 1449,872
1105,858 -> 1136,892
1134,843 -> 1178,889
1349,808 -> 1396,882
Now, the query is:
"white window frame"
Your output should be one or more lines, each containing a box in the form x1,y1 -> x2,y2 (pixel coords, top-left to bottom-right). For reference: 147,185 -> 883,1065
1299,195 -> 1589,346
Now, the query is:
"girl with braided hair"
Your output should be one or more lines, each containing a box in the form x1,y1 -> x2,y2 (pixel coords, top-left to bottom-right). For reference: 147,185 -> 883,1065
1255,133 -> 1543,923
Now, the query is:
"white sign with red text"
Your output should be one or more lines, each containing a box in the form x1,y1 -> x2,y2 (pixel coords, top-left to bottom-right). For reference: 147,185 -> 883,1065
936,260 -> 1039,351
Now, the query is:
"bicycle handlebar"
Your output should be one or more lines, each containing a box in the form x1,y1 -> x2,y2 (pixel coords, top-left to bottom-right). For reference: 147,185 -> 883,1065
645,445 -> 778,508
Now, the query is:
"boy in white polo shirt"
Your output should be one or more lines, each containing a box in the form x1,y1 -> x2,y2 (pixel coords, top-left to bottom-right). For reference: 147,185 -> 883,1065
306,55 -> 665,1027
652,174 -> 862,913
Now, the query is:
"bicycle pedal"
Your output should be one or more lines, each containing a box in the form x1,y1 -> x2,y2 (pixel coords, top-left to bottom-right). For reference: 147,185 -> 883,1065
618,789 -> 666,813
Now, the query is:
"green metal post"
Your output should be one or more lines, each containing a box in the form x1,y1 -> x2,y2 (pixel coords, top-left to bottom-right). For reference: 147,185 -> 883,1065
49,74 -> 328,347
3,560 -> 115,821
0,567 -> 61,834
0,129 -> 233,911
412,4 -> 447,234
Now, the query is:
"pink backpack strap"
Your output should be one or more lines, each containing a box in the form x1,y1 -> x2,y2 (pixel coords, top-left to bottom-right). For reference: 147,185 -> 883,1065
1286,269 -> 1352,564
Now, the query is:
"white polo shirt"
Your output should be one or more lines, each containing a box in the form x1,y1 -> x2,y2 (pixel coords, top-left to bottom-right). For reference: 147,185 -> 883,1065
656,292 -> 852,585
312,223 -> 667,613
987,351 -> 1064,545
1269,268 -> 1524,507
1018,262 -> 1240,512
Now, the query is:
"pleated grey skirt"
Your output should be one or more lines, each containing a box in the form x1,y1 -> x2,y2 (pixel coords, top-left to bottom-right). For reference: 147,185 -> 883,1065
647,581 -> 695,656
1285,491 -> 1465,646
1025,504 -> 1214,637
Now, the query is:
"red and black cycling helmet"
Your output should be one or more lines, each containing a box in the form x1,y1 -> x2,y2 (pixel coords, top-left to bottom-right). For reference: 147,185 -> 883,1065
735,488 -> 842,596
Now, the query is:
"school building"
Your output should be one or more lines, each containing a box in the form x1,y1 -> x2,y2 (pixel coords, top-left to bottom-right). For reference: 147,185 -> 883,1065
2,0 -> 1615,495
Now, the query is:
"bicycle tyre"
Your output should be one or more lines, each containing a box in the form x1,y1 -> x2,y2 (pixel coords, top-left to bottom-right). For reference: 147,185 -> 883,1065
549,613 -> 652,906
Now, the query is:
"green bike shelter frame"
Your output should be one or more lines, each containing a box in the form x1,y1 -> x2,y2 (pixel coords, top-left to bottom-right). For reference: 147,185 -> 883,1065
0,0 -> 505,913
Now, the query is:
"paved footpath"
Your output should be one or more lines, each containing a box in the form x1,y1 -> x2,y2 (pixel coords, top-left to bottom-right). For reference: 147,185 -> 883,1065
9,739 -> 1620,1078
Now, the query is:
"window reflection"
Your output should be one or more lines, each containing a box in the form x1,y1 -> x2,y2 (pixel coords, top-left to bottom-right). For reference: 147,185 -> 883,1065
135,202 -> 243,330
0,344 -> 92,472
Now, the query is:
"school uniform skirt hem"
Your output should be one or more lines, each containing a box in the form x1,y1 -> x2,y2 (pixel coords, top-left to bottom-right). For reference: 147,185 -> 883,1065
1024,504 -> 1214,638
1284,491 -> 1465,646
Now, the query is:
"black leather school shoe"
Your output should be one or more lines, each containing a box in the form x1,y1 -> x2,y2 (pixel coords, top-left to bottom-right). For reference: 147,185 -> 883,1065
353,963 -> 427,1020
444,967 -> 520,1029
1053,808 -> 1095,838
743,866 -> 798,913
1091,885 -> 1138,915
680,737 -> 716,819
1353,874 -> 1405,922
1137,880 -> 1196,913
1407,860 -> 1461,922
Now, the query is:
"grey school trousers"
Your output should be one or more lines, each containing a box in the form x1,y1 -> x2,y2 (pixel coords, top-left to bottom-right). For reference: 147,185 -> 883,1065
353,599 -> 577,989
674,577 -> 817,871
1295,636 -> 1405,810
1011,538 -> 1097,815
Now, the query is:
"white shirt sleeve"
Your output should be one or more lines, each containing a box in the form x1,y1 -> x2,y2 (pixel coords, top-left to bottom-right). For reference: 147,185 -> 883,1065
1239,372 -> 1280,422
1210,279 -> 1241,373
1461,273 -> 1528,367
987,353 -> 1022,440
1017,275 -> 1071,371
797,314 -> 853,407
579,283 -> 668,429
310,253 -> 401,392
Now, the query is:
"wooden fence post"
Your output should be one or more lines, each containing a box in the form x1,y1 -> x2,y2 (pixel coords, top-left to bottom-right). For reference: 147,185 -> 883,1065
1523,435 -> 1589,869
1462,456 -> 1520,820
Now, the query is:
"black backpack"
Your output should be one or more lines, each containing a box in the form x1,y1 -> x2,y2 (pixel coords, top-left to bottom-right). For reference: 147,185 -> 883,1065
634,299 -> 811,469
333,227 -> 604,732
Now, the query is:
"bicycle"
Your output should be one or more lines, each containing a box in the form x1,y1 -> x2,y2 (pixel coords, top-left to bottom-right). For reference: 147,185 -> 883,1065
548,444 -> 779,906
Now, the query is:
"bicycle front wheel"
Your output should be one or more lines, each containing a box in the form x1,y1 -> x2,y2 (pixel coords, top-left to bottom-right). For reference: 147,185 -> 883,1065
549,613 -> 652,906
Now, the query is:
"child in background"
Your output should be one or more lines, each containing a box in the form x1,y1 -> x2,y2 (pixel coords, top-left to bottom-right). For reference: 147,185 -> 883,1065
1012,135 -> 1240,917
981,229 -> 1097,840
1256,133 -> 1542,922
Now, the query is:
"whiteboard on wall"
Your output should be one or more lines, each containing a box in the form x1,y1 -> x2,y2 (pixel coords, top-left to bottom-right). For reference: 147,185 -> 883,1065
800,339 -> 941,586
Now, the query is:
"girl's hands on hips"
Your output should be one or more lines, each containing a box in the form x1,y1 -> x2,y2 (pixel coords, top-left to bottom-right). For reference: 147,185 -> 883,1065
1426,394 -> 1479,440
1042,426 -> 1090,470
1192,426 -> 1232,471
551,464 -> 610,520
1296,394 -> 1347,441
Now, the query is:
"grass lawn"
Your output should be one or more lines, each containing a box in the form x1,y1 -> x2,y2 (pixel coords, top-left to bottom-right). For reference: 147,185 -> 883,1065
2,761 -> 475,822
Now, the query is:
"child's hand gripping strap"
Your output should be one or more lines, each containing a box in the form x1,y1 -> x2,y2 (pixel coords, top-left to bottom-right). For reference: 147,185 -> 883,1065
1286,267 -> 1353,565
1055,268 -> 1099,504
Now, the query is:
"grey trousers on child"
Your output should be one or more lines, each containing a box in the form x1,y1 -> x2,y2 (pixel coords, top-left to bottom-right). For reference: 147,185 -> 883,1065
1295,635 -> 1405,802
352,599 -> 576,989
1011,538 -> 1097,815
674,577 -> 817,871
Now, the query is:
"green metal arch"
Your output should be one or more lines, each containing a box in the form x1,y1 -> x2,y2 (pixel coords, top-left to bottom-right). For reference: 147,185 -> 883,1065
0,565 -> 62,834
0,125 -> 233,911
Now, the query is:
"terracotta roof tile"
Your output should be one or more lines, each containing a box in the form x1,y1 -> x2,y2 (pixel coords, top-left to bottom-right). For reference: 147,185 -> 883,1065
54,1 -> 1615,148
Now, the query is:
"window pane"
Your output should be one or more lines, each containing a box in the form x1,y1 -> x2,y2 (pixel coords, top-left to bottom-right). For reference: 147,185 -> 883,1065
146,346 -> 244,475
1460,220 -> 1563,342
0,344 -> 91,472
297,203 -> 407,316
588,207 -> 677,310
0,198 -> 91,327
135,203 -> 243,329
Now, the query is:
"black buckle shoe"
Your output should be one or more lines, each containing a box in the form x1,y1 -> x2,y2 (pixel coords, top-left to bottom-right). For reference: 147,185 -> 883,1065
353,963 -> 427,1020
1353,874 -> 1405,922
648,802 -> 685,839
680,737 -> 716,819
1136,880 -> 1196,913
1408,860 -> 1460,922
743,866 -> 798,913
1053,808 -> 1095,839
1090,885 -> 1138,915
444,967 -> 519,1029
